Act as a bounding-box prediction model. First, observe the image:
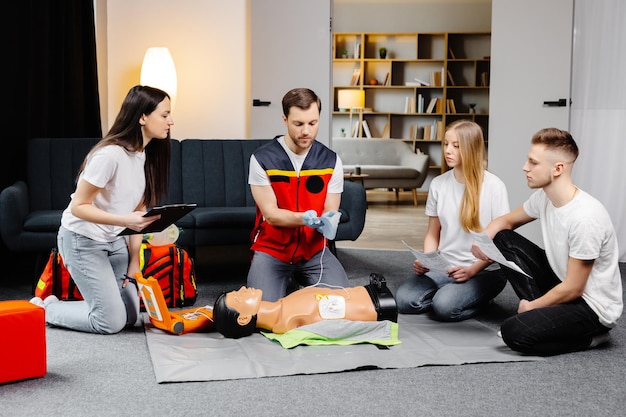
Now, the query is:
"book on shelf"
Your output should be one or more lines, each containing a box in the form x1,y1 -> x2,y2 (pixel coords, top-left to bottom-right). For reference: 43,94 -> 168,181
448,47 -> 456,59
383,72 -> 390,86
429,72 -> 437,87
362,119 -> 372,138
423,124 -> 431,141
481,71 -> 489,87
381,124 -> 390,139
436,121 -> 444,141
349,68 -> 361,86
446,99 -> 457,113
413,77 -> 430,86
431,121 -> 437,141
354,41 -> 361,59
446,70 -> 456,86
409,125 -> 415,141
404,81 -> 421,87
351,120 -> 359,138
425,97 -> 437,113
430,69 -> 444,87
417,94 -> 424,113
435,98 -> 445,114
404,97 -> 416,113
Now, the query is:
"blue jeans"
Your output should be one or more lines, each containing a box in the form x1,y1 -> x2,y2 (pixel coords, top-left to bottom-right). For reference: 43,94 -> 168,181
47,227 -> 140,334
494,230 -> 609,356
395,267 -> 507,322
247,247 -> 349,302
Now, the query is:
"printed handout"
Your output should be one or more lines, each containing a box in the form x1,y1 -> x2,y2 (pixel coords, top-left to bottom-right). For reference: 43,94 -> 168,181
469,231 -> 531,277
401,241 -> 454,272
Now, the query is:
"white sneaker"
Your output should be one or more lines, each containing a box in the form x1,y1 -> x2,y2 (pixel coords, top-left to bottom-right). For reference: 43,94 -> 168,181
589,332 -> 610,348
29,296 -> 45,308
43,295 -> 60,307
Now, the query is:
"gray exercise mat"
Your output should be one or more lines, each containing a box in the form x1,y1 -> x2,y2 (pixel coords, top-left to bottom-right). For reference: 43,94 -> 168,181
143,314 -> 542,383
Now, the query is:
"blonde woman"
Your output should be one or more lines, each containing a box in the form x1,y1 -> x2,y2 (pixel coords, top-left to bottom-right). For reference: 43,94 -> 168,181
396,120 -> 509,321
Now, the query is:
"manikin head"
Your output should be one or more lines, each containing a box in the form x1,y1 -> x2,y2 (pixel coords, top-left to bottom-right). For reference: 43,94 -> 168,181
213,286 -> 263,339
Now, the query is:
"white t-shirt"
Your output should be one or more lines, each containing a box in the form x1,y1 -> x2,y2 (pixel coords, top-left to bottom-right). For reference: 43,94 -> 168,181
61,145 -> 146,242
426,169 -> 510,267
524,189 -> 623,327
248,136 -> 344,194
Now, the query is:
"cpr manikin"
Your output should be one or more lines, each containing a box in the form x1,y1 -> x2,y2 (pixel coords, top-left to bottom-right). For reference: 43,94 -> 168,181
213,274 -> 397,338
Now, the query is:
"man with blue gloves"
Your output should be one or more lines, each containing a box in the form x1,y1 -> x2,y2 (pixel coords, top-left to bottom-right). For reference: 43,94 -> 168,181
247,88 -> 350,301
302,210 -> 342,240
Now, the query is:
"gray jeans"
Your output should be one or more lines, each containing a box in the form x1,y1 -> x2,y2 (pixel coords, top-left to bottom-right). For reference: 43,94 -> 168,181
247,247 -> 349,302
48,226 -> 140,334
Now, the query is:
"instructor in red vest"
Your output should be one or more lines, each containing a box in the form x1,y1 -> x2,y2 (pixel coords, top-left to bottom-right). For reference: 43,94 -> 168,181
247,88 -> 349,301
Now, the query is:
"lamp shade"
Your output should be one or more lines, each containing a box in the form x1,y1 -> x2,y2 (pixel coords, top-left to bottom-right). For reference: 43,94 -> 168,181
140,47 -> 177,107
337,89 -> 365,110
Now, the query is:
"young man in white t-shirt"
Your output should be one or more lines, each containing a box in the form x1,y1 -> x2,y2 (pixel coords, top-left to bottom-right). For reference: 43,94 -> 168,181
473,127 -> 623,356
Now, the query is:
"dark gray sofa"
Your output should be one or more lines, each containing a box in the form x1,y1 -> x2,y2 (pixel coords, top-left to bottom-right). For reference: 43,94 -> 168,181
0,137 -> 367,259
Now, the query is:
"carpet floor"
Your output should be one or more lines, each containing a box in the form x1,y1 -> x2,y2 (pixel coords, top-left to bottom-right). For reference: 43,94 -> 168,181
0,248 -> 624,417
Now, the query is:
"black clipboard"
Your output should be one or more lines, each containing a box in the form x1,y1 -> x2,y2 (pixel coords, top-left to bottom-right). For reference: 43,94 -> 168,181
117,203 -> 197,236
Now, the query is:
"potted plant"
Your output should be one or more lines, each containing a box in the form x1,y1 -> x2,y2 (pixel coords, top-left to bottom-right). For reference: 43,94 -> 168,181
341,49 -> 349,59
379,47 -> 387,59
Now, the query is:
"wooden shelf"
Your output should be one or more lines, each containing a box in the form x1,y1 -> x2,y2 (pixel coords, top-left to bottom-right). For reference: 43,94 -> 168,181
332,31 -> 491,191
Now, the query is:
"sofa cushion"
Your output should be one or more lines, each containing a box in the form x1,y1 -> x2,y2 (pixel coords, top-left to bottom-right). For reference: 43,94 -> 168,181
162,139 -> 183,204
338,209 -> 350,223
23,211 -> 62,232
333,138 -> 415,165
27,138 -> 100,212
180,139 -> 270,208
332,138 -> 430,190
346,165 -> 419,179
192,207 -> 256,227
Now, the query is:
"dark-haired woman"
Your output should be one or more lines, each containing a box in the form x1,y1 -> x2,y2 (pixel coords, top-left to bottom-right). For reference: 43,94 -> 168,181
30,85 -> 173,334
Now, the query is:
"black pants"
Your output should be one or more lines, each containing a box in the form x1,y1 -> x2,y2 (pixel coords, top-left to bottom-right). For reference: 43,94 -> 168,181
493,230 -> 609,356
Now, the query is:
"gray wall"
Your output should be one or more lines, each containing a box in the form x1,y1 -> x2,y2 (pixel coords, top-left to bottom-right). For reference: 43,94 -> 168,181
333,1 -> 491,33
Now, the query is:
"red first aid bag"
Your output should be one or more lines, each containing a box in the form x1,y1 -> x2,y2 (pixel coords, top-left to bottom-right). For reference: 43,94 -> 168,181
139,243 -> 197,309
35,248 -> 83,301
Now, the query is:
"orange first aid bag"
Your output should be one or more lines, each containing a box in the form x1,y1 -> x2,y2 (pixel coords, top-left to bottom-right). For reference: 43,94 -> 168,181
139,243 -> 197,309
34,248 -> 83,301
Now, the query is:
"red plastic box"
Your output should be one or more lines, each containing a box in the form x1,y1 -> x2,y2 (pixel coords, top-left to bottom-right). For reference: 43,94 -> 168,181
0,300 -> 47,384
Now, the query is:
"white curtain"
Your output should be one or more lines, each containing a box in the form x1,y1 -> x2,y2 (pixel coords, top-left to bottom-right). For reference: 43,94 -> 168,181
570,0 -> 626,261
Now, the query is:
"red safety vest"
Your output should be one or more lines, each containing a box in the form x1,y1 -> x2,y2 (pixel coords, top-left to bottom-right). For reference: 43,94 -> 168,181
251,139 -> 336,263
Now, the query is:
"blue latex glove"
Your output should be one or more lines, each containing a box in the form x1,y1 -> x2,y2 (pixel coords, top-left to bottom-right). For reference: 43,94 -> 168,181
302,210 -> 322,228
317,210 -> 341,240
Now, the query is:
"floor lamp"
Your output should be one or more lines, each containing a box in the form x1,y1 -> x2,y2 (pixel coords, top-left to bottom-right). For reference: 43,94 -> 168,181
140,47 -> 178,109
338,89 -> 365,138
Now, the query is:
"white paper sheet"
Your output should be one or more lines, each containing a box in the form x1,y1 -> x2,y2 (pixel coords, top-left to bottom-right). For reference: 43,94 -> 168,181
402,240 -> 454,272
469,231 -> 531,277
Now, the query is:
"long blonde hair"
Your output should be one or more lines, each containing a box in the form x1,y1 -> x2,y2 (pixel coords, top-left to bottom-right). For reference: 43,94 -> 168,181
447,120 -> 487,232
